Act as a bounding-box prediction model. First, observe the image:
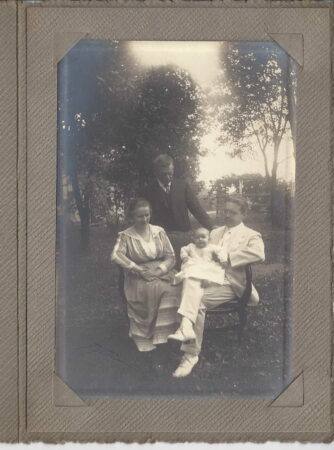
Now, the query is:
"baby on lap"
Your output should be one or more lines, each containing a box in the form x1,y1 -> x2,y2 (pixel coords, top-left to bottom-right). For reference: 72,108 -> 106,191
168,227 -> 227,342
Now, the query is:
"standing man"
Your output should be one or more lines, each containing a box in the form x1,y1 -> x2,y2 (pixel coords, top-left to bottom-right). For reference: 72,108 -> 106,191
142,154 -> 213,266
172,194 -> 265,377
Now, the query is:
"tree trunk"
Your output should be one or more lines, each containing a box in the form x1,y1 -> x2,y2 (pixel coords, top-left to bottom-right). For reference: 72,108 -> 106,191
114,189 -> 120,230
286,57 -> 296,159
270,140 -> 281,227
263,152 -> 270,181
70,169 -> 91,252
80,192 -> 91,252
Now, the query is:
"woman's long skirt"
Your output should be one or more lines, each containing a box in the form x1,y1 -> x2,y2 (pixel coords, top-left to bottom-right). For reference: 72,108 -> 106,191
124,262 -> 181,351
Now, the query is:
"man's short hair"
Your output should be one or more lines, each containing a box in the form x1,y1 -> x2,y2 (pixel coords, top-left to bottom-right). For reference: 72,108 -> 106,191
225,194 -> 248,214
153,154 -> 174,170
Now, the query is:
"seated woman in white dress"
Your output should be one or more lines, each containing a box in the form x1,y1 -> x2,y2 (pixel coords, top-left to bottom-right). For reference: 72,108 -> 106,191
111,198 -> 180,353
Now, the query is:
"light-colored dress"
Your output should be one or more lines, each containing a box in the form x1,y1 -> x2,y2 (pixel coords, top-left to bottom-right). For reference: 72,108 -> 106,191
174,243 -> 227,286
111,224 -> 180,351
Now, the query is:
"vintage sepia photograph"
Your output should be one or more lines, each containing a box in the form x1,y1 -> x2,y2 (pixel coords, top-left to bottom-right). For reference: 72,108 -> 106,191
56,40 -> 296,398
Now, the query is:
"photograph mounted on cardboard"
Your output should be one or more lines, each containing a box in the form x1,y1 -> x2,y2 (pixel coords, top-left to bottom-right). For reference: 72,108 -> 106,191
56,39 -> 297,398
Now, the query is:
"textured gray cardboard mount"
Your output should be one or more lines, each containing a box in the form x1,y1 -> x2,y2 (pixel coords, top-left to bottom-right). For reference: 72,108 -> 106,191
0,0 -> 332,443
0,1 -> 18,442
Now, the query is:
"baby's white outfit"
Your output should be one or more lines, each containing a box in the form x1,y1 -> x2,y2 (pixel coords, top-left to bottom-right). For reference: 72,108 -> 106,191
174,243 -> 227,286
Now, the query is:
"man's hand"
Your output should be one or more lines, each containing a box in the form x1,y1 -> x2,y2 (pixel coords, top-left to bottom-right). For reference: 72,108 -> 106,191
212,249 -> 229,268
220,261 -> 228,269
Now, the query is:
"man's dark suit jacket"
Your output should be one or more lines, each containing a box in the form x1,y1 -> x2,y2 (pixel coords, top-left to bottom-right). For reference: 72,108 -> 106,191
142,178 -> 213,232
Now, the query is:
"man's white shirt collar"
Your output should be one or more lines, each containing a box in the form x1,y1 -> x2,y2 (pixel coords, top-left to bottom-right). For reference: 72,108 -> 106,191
225,222 -> 245,234
219,222 -> 245,246
157,178 -> 171,193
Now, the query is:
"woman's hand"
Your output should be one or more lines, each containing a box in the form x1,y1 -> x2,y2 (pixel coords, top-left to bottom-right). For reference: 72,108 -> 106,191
140,267 -> 164,281
129,265 -> 147,276
140,272 -> 155,282
138,268 -> 157,281
152,267 -> 164,277
129,264 -> 164,281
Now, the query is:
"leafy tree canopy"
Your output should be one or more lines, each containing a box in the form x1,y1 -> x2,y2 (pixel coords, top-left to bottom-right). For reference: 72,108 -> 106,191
213,42 -> 296,181
58,41 -> 206,244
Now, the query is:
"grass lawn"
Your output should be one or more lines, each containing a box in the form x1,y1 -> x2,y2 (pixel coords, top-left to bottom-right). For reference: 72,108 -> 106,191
56,216 -> 293,398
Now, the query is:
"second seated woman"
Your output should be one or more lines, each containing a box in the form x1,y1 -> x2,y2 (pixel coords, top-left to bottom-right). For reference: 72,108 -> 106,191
111,198 -> 181,354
